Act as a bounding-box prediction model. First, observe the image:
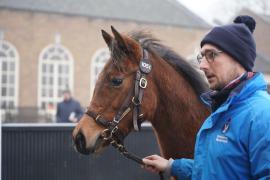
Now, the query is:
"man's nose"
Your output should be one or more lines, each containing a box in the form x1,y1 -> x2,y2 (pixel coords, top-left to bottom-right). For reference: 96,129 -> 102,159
199,57 -> 209,71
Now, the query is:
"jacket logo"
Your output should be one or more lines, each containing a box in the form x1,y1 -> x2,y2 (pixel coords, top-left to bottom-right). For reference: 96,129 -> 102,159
216,135 -> 228,143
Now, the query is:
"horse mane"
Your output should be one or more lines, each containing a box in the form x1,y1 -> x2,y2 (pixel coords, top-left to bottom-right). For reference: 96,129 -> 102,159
129,31 -> 209,96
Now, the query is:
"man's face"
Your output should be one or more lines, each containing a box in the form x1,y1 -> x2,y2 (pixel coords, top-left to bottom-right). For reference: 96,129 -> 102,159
199,44 -> 246,90
63,92 -> 71,101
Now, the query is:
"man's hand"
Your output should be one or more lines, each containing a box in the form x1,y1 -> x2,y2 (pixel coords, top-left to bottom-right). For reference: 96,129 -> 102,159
69,112 -> 77,122
70,117 -> 78,123
142,155 -> 169,173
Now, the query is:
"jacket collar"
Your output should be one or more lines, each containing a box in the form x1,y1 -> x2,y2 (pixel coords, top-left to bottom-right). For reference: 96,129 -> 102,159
199,73 -> 267,130
201,72 -> 267,114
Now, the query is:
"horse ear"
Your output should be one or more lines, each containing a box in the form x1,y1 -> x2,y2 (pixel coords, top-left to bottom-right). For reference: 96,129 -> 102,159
111,26 -> 129,54
101,29 -> 112,48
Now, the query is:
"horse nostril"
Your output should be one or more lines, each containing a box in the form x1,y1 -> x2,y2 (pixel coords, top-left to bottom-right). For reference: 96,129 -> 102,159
75,132 -> 89,155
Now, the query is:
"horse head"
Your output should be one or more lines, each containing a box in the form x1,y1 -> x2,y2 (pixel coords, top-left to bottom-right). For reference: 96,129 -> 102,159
72,26 -> 157,154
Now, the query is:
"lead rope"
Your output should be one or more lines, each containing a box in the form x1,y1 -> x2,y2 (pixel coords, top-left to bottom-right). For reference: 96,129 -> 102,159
110,139 -> 165,180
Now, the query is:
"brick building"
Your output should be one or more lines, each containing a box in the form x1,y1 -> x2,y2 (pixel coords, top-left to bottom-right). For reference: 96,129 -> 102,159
0,0 -> 210,122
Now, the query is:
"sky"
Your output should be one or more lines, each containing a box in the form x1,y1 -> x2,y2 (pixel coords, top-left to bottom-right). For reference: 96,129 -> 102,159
177,0 -> 270,25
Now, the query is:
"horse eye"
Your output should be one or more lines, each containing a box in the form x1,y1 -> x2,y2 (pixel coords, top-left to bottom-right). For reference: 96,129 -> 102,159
111,78 -> 123,86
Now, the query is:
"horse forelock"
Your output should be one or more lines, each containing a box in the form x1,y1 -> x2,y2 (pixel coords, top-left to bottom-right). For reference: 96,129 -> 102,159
129,31 -> 208,95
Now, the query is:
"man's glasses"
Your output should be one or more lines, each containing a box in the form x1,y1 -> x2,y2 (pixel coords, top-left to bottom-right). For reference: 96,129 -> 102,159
197,49 -> 223,64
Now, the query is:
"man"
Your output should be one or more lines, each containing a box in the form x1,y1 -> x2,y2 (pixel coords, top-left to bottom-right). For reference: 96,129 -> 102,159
143,16 -> 270,179
56,90 -> 84,123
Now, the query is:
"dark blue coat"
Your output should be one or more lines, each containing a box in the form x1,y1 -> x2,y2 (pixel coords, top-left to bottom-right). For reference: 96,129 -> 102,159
56,98 -> 84,123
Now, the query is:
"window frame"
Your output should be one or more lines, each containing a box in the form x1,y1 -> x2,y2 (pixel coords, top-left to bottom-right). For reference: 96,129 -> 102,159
90,48 -> 110,98
37,43 -> 74,120
0,40 -> 20,113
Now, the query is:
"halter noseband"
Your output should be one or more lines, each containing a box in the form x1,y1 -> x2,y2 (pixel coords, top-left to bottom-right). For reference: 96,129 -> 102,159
85,49 -> 152,142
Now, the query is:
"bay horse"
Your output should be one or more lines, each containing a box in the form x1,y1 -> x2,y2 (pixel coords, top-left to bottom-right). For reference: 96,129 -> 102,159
72,26 -> 210,177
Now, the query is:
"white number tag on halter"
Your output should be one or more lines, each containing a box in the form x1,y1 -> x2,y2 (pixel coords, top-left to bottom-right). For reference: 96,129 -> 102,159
140,60 -> 152,74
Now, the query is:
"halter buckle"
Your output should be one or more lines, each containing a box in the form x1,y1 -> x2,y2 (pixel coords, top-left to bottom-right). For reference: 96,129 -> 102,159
132,97 -> 141,106
113,117 -> 120,124
111,126 -> 118,135
139,77 -> 147,88
95,114 -> 101,122
101,129 -> 111,140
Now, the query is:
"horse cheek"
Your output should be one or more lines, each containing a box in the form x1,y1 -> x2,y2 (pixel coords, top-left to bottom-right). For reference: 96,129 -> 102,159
143,87 -> 158,122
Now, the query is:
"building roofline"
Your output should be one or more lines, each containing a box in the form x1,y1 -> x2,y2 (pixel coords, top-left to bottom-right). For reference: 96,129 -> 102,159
0,6 -> 211,30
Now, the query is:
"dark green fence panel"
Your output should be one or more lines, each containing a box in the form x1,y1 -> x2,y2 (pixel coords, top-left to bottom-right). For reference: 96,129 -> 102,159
2,124 -> 161,180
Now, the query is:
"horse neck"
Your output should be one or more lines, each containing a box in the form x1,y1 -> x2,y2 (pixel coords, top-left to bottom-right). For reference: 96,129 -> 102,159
149,55 -> 209,159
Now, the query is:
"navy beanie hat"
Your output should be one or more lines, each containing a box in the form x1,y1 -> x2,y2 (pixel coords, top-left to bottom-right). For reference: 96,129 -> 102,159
200,15 -> 256,71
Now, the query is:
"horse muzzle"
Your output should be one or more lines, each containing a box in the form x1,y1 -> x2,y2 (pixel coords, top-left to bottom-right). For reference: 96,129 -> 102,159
74,131 -> 92,154
73,130 -> 109,155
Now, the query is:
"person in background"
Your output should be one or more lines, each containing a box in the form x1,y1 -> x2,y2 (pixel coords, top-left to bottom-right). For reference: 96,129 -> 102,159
142,15 -> 270,179
56,90 -> 84,123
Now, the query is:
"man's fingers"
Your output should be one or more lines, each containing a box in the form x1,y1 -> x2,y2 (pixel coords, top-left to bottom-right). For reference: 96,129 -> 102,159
144,154 -> 160,160
142,154 -> 168,173
148,166 -> 159,173
143,158 -> 156,166
141,164 -> 159,174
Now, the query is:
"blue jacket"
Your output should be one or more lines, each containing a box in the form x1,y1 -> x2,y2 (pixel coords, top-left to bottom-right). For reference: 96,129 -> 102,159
56,98 -> 84,123
171,73 -> 270,179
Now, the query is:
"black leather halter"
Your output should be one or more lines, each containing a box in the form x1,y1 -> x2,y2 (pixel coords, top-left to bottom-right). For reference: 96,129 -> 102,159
85,49 -> 152,142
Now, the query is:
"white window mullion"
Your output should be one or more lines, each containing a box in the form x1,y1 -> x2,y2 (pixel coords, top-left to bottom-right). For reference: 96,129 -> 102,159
54,62 -> 59,109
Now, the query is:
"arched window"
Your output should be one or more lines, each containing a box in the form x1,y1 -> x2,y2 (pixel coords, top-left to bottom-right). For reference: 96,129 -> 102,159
0,37 -> 19,113
38,34 -> 74,119
90,48 -> 110,97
